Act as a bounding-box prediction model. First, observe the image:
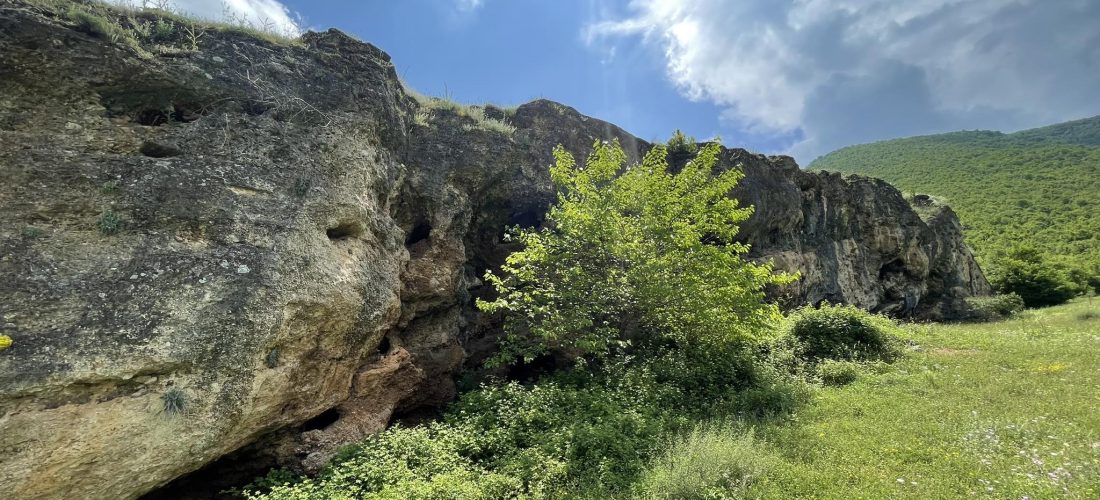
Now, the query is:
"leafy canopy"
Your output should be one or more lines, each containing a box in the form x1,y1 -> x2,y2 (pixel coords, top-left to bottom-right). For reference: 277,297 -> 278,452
478,140 -> 795,365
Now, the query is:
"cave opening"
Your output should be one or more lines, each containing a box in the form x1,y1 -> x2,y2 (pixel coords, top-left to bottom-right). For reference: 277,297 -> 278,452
300,408 -> 341,431
326,223 -> 361,242
376,335 -> 392,356
878,258 -> 907,279
405,222 -> 432,247
508,210 -> 540,229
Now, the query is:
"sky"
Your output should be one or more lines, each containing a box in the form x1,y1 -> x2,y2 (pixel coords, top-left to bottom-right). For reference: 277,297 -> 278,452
132,0 -> 1100,165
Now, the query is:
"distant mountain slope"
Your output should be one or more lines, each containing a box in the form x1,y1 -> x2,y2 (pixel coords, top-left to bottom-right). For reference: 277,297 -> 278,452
809,116 -> 1100,273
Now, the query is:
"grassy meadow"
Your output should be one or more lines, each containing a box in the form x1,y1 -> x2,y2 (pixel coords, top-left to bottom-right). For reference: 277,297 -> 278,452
684,299 -> 1100,499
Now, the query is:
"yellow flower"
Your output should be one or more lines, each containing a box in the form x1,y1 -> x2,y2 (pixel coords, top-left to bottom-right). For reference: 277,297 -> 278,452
0,335 -> 11,352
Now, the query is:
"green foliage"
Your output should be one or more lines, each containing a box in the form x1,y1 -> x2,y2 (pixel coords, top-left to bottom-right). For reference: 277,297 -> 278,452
22,226 -> 43,238
249,338 -> 811,498
479,140 -> 794,365
666,129 -> 699,158
810,116 -> 1100,290
97,210 -> 123,234
784,304 -> 903,363
67,5 -> 126,41
150,18 -> 176,42
986,247 -> 1080,308
635,421 -> 772,499
162,387 -> 186,416
963,293 -> 1025,322
257,425 -> 521,500
816,360 -> 862,386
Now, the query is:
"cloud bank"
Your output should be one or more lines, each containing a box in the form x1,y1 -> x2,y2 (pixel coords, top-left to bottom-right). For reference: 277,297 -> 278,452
587,0 -> 1100,162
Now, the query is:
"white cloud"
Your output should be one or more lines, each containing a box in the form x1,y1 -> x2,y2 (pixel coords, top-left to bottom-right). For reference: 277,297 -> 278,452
111,0 -> 302,36
587,0 -> 1100,162
456,0 -> 484,12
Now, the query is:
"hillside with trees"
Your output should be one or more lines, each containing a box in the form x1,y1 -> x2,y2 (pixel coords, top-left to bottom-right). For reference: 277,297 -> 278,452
811,116 -> 1100,305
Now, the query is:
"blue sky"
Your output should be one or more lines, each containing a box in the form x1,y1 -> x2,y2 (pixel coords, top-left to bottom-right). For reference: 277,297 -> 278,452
144,1 -> 1100,164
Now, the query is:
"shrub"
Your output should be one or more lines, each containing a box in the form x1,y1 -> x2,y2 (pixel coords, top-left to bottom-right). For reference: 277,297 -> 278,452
987,255 -> 1079,308
635,421 -> 771,499
963,293 -> 1025,322
479,140 -> 794,365
783,303 -> 903,363
97,210 -> 123,234
666,129 -> 698,158
162,387 -> 186,415
817,360 -> 862,386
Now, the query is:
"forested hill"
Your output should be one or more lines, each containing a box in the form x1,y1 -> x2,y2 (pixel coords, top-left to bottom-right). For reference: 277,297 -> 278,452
809,116 -> 1100,277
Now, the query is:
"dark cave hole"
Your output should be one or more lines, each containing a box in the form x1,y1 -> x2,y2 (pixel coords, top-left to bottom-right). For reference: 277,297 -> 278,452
377,336 -> 392,356
878,258 -> 906,279
135,108 -> 170,126
134,104 -> 202,127
405,222 -> 432,247
326,223 -> 361,242
300,408 -> 341,431
508,210 -> 541,229
171,103 -> 202,123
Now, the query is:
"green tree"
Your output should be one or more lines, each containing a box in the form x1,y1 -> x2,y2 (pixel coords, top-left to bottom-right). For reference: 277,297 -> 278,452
666,129 -> 699,159
987,246 -> 1080,308
478,140 -> 795,365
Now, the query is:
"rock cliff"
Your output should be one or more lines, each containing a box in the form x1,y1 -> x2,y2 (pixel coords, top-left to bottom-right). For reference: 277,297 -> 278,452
0,2 -> 990,498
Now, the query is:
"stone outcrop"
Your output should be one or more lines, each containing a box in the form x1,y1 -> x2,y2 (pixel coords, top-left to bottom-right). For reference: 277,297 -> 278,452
0,3 -> 990,499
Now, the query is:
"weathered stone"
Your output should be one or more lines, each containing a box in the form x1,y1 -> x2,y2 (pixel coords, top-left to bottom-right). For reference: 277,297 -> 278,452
0,3 -> 989,499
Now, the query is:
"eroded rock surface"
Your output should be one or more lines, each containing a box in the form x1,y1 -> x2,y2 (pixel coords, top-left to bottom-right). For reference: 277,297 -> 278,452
0,3 -> 989,499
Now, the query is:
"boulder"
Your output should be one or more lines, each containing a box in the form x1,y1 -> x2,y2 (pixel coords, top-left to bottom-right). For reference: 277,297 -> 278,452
0,3 -> 989,498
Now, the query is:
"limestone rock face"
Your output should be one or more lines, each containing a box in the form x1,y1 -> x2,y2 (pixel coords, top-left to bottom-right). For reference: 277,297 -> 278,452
0,4 -> 989,499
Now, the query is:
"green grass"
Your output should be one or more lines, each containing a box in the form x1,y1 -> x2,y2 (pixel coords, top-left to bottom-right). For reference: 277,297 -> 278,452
744,299 -> 1100,498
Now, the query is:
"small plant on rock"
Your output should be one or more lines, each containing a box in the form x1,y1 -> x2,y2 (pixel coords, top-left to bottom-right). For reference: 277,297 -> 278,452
162,387 -> 187,416
97,210 -> 123,235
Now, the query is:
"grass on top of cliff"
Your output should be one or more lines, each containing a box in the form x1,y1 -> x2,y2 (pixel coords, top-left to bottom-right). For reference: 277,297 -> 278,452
248,299 -> 1100,499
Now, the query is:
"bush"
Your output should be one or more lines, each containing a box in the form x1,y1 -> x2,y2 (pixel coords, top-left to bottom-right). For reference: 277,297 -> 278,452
255,424 -> 522,499
479,140 -> 794,365
986,248 -> 1080,308
635,421 -> 772,499
817,360 -> 862,386
97,210 -> 123,234
783,304 -> 903,363
666,129 -> 698,158
963,293 -> 1025,322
